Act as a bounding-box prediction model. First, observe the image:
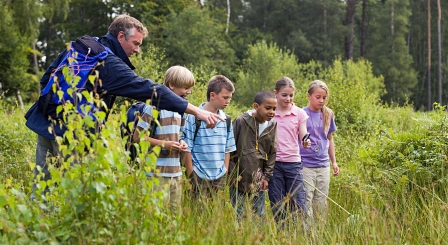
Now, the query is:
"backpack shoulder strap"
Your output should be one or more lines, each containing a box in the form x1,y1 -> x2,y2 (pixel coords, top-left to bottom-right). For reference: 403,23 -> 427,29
149,107 -> 161,138
192,114 -> 231,141
75,35 -> 107,56
128,102 -> 145,141
128,102 -> 160,140
194,117 -> 201,142
225,114 -> 231,133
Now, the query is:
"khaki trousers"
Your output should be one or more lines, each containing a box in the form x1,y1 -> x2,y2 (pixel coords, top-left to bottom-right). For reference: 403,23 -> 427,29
151,176 -> 182,214
303,166 -> 330,221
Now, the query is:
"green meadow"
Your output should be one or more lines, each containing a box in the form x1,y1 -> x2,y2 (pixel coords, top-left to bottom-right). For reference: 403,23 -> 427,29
1,59 -> 447,244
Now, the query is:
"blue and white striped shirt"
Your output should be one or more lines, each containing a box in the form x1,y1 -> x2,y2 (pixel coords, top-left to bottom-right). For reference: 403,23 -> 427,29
182,103 -> 236,180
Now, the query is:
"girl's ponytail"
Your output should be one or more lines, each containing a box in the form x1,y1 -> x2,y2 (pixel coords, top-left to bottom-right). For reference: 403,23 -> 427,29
321,105 -> 333,134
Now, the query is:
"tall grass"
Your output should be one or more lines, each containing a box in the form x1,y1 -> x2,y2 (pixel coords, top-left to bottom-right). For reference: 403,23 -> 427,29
1,53 -> 448,244
0,104 -> 35,186
1,99 -> 447,244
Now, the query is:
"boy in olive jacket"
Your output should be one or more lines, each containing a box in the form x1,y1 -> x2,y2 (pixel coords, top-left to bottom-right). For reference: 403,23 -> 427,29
229,90 -> 278,217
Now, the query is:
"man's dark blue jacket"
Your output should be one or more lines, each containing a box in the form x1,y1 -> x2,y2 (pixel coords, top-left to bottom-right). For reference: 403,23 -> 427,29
25,33 -> 188,140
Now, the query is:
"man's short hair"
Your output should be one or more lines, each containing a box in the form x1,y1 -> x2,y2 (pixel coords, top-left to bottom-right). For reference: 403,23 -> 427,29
254,90 -> 276,105
206,75 -> 234,101
108,14 -> 149,39
163,66 -> 195,88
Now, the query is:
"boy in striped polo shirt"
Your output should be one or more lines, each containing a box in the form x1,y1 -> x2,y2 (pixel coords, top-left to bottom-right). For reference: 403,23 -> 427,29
183,75 -> 236,198
133,66 -> 194,213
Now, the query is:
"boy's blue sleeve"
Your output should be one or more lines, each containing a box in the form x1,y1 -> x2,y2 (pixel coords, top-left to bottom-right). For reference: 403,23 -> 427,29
225,122 -> 237,153
136,105 -> 154,130
182,114 -> 196,152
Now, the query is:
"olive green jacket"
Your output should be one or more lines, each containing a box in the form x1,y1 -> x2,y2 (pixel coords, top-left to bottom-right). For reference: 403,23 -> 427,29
229,112 -> 277,193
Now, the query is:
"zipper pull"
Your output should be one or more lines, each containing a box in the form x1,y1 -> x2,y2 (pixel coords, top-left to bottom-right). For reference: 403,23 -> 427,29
256,142 -> 258,150
85,48 -> 91,61
265,154 -> 268,160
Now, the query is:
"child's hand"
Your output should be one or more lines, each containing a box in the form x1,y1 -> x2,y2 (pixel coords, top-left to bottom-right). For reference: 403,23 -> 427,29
206,123 -> 216,129
179,140 -> 188,152
332,162 -> 340,176
164,141 -> 182,151
302,139 -> 311,148
260,179 -> 268,191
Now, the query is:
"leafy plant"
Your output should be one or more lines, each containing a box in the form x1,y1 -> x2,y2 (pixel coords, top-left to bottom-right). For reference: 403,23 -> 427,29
1,57 -> 448,244
234,40 -> 300,105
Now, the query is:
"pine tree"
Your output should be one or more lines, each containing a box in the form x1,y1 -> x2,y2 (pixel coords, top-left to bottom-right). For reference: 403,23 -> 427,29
365,0 -> 417,104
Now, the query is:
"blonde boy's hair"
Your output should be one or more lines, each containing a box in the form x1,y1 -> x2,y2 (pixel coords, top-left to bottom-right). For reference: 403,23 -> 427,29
163,66 -> 195,88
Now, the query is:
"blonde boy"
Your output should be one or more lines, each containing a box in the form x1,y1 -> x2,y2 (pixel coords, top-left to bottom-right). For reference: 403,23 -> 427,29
133,66 -> 194,212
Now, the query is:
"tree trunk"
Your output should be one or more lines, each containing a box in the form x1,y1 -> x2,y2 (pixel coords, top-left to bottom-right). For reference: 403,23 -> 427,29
324,6 -> 327,36
360,0 -> 367,57
345,0 -> 356,60
391,2 -> 396,100
17,90 -> 24,111
263,0 -> 267,30
323,5 -> 327,61
44,21 -> 52,69
437,0 -> 442,104
32,41 -> 40,94
32,42 -> 39,74
27,1 -> 40,95
226,0 -> 230,34
427,0 -> 432,110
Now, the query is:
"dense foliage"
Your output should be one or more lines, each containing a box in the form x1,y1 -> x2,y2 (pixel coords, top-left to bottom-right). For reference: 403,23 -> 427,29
1,0 -> 447,243
1,54 -> 447,243
1,0 -> 448,110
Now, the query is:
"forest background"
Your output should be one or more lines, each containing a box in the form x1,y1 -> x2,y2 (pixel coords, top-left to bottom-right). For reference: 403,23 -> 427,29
0,0 -> 448,244
1,0 -> 448,109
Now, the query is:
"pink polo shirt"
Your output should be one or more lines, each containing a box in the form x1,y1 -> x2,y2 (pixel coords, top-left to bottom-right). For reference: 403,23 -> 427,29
274,105 -> 309,163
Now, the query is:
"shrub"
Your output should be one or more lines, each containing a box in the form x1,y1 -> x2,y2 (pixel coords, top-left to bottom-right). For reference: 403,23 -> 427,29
131,44 -> 168,84
234,40 -> 300,105
360,107 -> 448,203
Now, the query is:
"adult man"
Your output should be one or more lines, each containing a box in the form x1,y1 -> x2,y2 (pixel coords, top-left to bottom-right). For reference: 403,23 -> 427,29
25,15 -> 221,197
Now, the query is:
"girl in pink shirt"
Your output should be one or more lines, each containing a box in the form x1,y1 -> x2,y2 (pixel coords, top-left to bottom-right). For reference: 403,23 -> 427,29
268,77 -> 311,224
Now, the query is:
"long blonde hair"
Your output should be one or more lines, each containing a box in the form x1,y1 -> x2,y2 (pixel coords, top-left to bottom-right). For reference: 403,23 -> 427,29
308,80 -> 334,133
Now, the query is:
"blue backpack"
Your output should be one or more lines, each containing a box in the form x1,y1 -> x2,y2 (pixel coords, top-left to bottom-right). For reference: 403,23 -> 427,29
38,36 -> 111,121
121,102 -> 148,161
